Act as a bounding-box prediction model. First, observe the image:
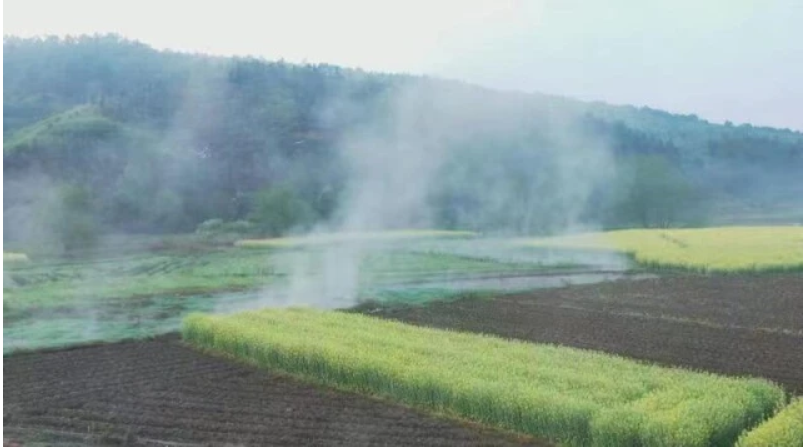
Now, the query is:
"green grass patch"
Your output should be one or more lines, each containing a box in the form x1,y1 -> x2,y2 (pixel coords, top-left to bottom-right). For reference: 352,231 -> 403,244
183,308 -> 785,447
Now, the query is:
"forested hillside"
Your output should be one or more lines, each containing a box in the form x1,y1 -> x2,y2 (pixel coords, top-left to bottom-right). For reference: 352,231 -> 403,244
4,35 -> 802,252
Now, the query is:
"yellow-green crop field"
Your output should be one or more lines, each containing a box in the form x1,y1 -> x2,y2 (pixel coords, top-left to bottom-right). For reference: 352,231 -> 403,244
234,229 -> 477,248
3,252 -> 30,263
735,397 -> 802,447
523,226 -> 803,272
183,308 -> 785,447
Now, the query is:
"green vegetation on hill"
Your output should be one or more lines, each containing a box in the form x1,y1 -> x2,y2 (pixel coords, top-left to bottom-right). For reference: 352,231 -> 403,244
4,105 -> 117,154
4,34 -> 802,248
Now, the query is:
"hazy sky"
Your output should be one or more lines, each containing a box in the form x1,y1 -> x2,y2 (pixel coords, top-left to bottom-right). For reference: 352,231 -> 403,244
4,0 -> 803,130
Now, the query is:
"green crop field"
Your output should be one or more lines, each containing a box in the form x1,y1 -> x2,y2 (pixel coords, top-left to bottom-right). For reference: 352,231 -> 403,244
5,232 -> 591,353
524,226 -> 803,272
3,248 -> 544,311
6,226 -> 801,354
3,249 -> 281,310
183,308 -> 786,447
735,397 -> 802,447
3,252 -> 30,263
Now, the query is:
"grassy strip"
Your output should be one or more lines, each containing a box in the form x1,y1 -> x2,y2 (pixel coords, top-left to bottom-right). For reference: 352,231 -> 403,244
524,226 -> 802,272
235,230 -> 476,247
735,397 -> 802,447
182,308 -> 785,447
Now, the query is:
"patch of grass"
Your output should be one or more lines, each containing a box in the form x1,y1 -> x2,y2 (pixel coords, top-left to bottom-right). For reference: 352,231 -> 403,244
183,308 -> 785,447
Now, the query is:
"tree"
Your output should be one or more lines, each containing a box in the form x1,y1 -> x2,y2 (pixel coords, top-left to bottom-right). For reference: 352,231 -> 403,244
32,184 -> 100,255
610,155 -> 707,228
249,186 -> 315,237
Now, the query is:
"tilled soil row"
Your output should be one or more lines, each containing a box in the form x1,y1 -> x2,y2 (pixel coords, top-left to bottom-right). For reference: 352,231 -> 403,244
4,335 -> 545,447
363,275 -> 803,394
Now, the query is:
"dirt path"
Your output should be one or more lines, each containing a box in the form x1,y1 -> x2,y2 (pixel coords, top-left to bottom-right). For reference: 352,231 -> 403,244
361,274 -> 803,394
4,335 -> 545,447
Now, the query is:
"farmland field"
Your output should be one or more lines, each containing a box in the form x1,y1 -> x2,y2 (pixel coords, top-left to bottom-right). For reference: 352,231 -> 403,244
3,228 -> 803,446
4,234 -> 638,353
183,308 -> 785,446
5,22 -> 804,447
360,275 -> 803,394
525,226 -> 803,272
4,335 -> 542,447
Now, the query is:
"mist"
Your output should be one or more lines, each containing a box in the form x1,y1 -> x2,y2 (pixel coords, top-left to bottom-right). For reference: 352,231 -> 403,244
250,79 -> 622,310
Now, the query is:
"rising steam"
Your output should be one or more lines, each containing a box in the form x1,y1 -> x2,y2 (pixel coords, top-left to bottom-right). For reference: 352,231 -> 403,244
263,80 -> 620,309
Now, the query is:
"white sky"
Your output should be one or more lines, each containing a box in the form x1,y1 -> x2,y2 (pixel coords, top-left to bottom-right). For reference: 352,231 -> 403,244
3,0 -> 803,130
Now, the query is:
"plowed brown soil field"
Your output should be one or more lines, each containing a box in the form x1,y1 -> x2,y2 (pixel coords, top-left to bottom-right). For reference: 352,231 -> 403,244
4,336 -> 544,446
361,274 -> 803,394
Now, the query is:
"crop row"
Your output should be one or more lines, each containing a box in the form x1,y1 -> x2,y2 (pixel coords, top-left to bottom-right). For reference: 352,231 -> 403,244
525,226 -> 802,272
736,397 -> 802,447
182,308 -> 785,447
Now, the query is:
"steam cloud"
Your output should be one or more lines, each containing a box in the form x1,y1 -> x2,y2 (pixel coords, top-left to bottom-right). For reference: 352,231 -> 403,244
269,80 -> 619,309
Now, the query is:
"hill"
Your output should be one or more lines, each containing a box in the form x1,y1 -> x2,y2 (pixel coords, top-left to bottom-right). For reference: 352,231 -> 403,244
3,34 -> 802,249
